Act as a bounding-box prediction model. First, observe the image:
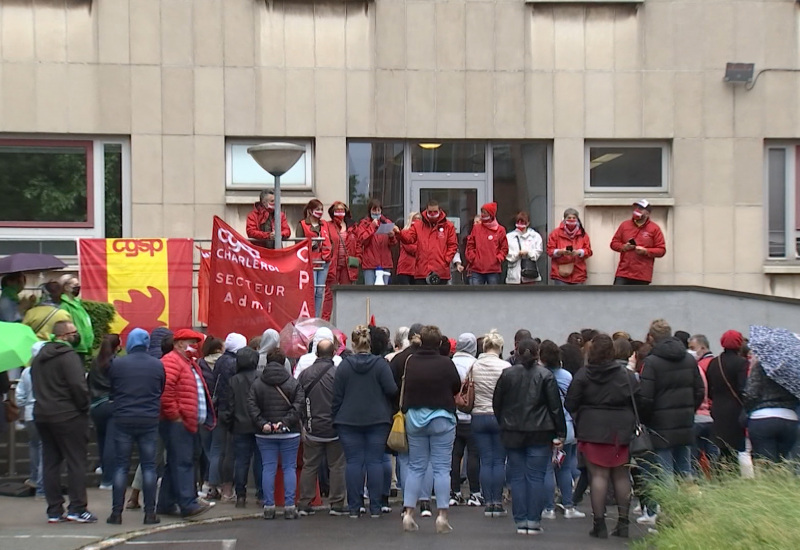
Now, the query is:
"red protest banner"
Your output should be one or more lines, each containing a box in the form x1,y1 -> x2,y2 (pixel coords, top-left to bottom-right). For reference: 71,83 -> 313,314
197,247 -> 211,325
208,216 -> 314,339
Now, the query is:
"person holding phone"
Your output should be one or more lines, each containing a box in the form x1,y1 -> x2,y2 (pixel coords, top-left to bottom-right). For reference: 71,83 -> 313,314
547,208 -> 593,285
609,200 -> 666,285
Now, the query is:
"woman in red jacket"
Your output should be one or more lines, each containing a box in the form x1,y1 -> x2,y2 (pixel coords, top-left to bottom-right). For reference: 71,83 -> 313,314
320,201 -> 360,321
465,202 -> 508,285
355,198 -> 396,285
395,212 -> 421,285
547,208 -> 593,285
296,199 -> 332,317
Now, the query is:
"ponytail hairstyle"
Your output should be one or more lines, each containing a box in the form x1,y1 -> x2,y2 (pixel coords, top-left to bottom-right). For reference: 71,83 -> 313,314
408,323 -> 424,348
516,338 -> 540,368
351,324 -> 372,353
482,329 -> 504,355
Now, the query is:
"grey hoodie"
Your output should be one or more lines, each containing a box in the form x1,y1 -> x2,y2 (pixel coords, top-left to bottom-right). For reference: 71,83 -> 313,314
452,333 -> 477,422
258,328 -> 291,374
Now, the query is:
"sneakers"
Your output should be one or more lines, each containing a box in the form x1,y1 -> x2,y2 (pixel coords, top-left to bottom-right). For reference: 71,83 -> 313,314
516,527 -> 528,535
98,483 -> 113,491
206,487 -> 222,500
449,492 -> 466,506
329,506 -> 348,516
493,505 -> 508,518
541,509 -> 556,520
467,493 -> 484,507
106,513 -> 122,525
419,501 -> 432,518
528,525 -> 544,535
636,511 -> 657,525
47,514 -> 67,524
298,507 -> 315,516
263,506 -> 276,520
67,511 -> 98,523
564,507 -> 586,519
381,495 -> 392,514
484,504 -> 495,518
284,506 -> 299,520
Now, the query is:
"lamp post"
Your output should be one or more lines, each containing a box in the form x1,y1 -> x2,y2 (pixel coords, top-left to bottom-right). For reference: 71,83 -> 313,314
247,142 -> 305,249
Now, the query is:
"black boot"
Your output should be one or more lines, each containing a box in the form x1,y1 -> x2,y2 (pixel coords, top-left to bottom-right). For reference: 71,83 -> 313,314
589,515 -> 608,539
612,505 -> 630,538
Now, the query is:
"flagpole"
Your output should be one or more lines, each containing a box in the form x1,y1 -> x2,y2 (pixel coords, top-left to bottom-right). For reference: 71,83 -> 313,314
366,297 -> 370,326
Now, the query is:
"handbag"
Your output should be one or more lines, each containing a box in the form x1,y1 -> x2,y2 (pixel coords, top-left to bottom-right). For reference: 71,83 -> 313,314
387,356 -> 410,453
516,236 -> 540,280
625,369 -> 653,455
454,368 -> 475,414
557,262 -> 575,278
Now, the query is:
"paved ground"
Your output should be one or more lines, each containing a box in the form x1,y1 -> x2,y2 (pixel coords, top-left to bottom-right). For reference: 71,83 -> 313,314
0,488 -> 647,550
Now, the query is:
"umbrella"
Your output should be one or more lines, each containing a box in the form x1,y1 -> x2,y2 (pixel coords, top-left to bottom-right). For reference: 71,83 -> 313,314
748,325 -> 800,399
0,322 -> 39,373
0,253 -> 66,274
279,318 -> 346,359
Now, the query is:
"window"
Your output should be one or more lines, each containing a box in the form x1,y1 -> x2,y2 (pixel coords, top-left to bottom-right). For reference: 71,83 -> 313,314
347,141 -> 405,223
585,142 -> 669,192
410,142 -> 486,173
765,144 -> 800,260
0,137 -> 129,251
226,139 -> 313,190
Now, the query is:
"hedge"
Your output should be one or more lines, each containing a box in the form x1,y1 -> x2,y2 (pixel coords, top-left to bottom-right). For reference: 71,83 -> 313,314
82,300 -> 116,356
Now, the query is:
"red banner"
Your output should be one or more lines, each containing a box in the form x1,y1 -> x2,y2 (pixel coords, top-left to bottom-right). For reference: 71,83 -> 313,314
197,247 -> 211,325
208,216 -> 314,339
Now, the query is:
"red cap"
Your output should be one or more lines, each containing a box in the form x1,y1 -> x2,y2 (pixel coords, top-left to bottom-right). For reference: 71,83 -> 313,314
481,202 -> 497,219
449,338 -> 456,356
172,328 -> 205,342
720,330 -> 743,351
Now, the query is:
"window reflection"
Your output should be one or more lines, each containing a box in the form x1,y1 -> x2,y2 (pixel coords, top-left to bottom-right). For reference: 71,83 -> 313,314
411,142 -> 486,173
347,141 -> 405,223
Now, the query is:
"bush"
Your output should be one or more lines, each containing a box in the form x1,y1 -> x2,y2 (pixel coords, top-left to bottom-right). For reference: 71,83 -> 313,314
83,300 -> 116,356
632,463 -> 800,550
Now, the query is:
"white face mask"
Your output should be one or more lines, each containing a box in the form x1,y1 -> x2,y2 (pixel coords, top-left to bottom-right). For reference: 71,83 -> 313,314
687,350 -> 698,359
186,345 -> 197,355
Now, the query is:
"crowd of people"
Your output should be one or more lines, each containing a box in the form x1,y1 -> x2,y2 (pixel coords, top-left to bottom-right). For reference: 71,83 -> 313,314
6,312 -> 799,538
244,191 -> 668,317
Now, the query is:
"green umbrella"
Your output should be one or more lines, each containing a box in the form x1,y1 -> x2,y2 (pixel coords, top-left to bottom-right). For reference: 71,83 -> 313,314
0,322 -> 39,373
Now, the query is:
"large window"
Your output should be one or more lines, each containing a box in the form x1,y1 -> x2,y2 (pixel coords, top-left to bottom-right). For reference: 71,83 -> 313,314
411,142 -> 486,174
347,141 -> 405,223
585,142 -> 669,192
765,144 -> 800,260
226,139 -> 313,190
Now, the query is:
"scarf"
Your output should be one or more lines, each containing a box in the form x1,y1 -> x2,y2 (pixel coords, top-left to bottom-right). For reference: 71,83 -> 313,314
561,220 -> 581,240
0,285 -> 19,304
483,219 -> 500,231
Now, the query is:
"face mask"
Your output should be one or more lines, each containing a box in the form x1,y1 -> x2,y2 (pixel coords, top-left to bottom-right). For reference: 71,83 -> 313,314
312,210 -> 323,219
515,223 -> 527,231
633,210 -> 645,221
687,350 -> 698,359
266,203 -> 274,211
69,333 -> 82,349
370,212 -> 381,220
333,211 -> 346,219
71,286 -> 81,297
565,220 -> 578,229
481,215 -> 492,223
426,211 -> 439,220
186,345 -> 198,358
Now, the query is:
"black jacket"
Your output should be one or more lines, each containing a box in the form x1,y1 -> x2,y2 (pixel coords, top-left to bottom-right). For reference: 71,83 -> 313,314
211,351 -> 237,413
87,356 -> 113,402
31,341 -> 90,423
247,361 -> 304,434
108,346 -> 165,423
222,349 -> 260,434
492,363 -> 567,448
297,357 -> 338,439
332,352 -> 397,427
389,345 -> 419,412
565,361 -> 640,446
402,349 -> 461,414
639,337 -> 705,448
744,362 -> 799,414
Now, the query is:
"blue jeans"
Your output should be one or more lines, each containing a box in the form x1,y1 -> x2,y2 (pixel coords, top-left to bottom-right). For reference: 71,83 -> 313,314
396,452 -> 432,498
233,433 -> 263,499
313,262 -> 330,317
113,421 -> 158,515
507,445 -> 551,527
157,420 -> 200,514
337,424 -> 390,515
472,414 -> 506,504
25,420 -> 44,496
640,445 -> 692,515
749,417 -> 799,463
469,272 -> 501,285
553,279 -> 584,286
363,268 -> 390,286
544,443 -> 576,510
90,400 -> 116,485
256,436 -> 300,507
404,416 -> 456,510
208,423 -> 228,486
693,421 -> 719,473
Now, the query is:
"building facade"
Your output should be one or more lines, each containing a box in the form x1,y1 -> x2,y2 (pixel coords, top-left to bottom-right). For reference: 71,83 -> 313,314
1,0 -> 800,296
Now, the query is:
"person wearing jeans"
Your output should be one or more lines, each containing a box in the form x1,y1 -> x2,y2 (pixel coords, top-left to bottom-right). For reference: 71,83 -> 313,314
743,362 -> 800,463
337,424 -> 389,516
465,202 -> 508,286
256,437 -> 300,511
113,423 -> 159,521
506,445 -> 551,531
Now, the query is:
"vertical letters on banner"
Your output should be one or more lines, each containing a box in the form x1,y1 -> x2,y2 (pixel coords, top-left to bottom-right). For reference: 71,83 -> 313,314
208,216 -> 314,339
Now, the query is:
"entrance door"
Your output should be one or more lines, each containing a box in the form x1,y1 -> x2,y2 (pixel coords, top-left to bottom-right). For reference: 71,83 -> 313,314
410,177 -> 487,236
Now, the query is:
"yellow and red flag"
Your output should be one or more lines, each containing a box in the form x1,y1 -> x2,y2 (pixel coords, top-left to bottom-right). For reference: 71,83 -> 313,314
79,239 -> 193,340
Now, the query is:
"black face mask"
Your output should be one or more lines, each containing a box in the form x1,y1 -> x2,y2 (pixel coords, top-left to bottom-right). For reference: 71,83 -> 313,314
71,286 -> 81,297
69,333 -> 82,349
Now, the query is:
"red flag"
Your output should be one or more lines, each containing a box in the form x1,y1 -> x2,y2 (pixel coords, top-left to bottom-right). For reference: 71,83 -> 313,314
208,216 -> 314,340
197,247 -> 211,325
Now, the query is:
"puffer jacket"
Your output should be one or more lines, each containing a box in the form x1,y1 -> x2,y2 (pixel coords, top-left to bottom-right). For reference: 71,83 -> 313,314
211,351 -> 237,414
492,363 -> 567,448
161,350 -> 215,433
398,211 -> 458,280
466,221 -> 509,275
355,216 -> 396,270
744,362 -> 800,413
221,349 -> 260,434
247,361 -> 304,433
639,338 -> 705,448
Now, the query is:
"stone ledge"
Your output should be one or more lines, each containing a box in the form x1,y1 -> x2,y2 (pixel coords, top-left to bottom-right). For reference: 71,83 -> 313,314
763,263 -> 800,275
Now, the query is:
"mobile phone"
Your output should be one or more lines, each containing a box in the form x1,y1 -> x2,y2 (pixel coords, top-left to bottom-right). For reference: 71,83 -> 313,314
566,245 -> 573,252
628,239 -> 637,246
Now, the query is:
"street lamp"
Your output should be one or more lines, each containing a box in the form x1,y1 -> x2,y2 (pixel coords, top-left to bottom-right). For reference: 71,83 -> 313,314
247,142 -> 305,249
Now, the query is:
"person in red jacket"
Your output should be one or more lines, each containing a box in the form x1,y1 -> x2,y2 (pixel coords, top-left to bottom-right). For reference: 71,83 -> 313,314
157,329 -> 215,519
395,212 -> 422,285
296,199 -> 333,317
547,208 -> 593,285
356,198 -> 396,285
321,201 -> 360,321
465,202 -> 508,285
610,200 -> 666,285
246,190 -> 291,249
395,200 -> 458,285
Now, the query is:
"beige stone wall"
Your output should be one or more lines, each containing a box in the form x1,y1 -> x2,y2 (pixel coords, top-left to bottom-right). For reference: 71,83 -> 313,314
2,0 -> 800,295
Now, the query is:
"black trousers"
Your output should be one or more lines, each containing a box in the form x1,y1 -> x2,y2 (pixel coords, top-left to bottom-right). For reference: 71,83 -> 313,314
451,422 -> 480,493
37,415 -> 90,517
613,277 -> 650,286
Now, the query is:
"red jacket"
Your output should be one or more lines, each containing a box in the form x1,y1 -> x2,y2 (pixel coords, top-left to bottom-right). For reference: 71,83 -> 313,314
465,222 -> 508,274
327,219 -> 360,282
610,219 -> 666,283
396,241 -> 417,276
296,220 -> 333,263
245,203 -> 291,244
160,351 -> 215,434
546,226 -> 593,284
356,216 -> 396,269
399,212 -> 458,280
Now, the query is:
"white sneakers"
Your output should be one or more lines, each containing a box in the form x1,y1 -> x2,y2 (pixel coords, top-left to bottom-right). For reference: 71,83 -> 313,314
636,509 -> 658,525
564,507 -> 586,519
541,509 -> 556,520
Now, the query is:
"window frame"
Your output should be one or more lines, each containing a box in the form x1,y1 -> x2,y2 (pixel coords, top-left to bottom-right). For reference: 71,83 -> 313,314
225,138 -> 314,191
584,140 -> 670,194
764,142 -> 799,262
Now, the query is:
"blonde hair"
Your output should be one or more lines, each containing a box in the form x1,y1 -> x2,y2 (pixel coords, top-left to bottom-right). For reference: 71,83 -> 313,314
351,324 -> 371,353
405,211 -> 421,230
648,319 -> 672,343
483,329 -> 504,353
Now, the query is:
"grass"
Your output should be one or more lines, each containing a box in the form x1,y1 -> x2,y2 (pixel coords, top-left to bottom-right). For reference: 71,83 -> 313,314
631,462 -> 800,550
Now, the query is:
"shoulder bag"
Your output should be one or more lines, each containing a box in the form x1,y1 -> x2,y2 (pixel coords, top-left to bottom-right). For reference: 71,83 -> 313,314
516,236 -> 540,280
625,369 -> 653,456
454,367 -> 475,413
387,356 -> 410,453
716,355 -> 748,428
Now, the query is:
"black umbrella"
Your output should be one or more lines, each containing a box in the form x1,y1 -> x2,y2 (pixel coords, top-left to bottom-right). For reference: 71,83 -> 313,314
0,253 -> 67,275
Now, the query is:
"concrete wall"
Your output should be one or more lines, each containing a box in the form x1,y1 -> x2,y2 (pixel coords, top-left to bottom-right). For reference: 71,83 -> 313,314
333,286 -> 800,351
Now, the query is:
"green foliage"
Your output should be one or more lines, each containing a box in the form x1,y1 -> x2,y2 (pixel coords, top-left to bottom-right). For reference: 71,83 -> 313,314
82,300 -> 116,355
632,463 -> 800,550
